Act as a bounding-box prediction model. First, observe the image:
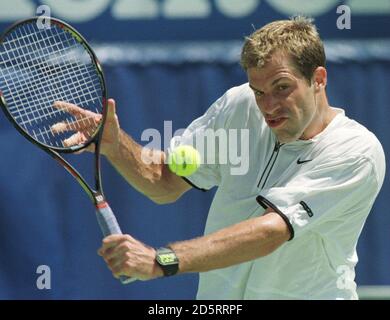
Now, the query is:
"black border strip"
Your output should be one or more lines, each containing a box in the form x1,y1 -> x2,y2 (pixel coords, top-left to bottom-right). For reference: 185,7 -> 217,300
182,177 -> 207,192
256,195 -> 294,241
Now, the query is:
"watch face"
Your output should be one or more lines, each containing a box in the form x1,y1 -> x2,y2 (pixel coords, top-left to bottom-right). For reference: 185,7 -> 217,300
156,248 -> 179,277
158,253 -> 177,265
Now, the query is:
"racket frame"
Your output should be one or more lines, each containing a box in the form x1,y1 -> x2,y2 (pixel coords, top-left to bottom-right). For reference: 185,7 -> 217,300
0,17 -> 135,284
0,16 -> 108,205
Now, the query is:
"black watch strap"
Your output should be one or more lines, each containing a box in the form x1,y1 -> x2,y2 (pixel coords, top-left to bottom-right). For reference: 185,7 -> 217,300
155,247 -> 179,277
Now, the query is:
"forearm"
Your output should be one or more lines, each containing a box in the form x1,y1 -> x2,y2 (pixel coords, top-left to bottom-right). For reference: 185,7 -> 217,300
169,212 -> 290,273
106,130 -> 182,203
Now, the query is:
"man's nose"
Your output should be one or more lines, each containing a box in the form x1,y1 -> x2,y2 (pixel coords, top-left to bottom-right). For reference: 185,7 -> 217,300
258,93 -> 280,115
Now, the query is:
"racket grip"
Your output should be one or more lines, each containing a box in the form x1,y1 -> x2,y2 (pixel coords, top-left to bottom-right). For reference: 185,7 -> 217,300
96,202 -> 136,285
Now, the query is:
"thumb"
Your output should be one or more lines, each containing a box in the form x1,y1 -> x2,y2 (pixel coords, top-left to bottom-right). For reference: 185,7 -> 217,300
106,98 -> 117,119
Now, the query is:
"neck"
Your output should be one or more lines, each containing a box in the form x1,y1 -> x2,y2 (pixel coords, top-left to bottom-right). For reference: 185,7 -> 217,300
301,93 -> 337,140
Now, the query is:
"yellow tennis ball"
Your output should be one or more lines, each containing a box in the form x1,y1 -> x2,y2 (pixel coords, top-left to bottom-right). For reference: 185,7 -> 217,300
168,145 -> 201,177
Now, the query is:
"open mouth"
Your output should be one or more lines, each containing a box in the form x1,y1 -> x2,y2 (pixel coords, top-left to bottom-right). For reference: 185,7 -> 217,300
266,118 -> 287,128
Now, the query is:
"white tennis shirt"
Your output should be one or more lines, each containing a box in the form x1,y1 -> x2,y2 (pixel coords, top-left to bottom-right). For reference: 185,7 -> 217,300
171,83 -> 386,300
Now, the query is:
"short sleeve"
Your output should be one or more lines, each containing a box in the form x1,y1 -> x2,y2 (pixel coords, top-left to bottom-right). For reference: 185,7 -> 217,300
169,91 -> 232,191
256,155 -> 384,240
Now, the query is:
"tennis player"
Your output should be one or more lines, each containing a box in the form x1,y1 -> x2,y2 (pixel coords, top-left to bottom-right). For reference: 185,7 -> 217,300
63,17 -> 385,299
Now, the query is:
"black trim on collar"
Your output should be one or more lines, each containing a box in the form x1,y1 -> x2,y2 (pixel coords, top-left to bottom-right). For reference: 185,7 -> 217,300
256,195 -> 295,241
181,177 -> 207,192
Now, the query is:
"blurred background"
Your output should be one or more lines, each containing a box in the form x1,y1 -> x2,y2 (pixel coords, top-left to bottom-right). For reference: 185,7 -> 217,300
0,0 -> 389,299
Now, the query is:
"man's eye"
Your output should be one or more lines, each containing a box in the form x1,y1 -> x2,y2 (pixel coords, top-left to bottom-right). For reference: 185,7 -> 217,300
254,91 -> 263,97
278,84 -> 289,91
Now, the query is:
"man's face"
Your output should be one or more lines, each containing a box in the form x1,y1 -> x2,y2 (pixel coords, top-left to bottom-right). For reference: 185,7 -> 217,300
247,52 -> 318,143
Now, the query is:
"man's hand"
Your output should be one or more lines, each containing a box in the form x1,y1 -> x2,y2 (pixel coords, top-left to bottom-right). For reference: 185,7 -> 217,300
51,98 -> 121,157
98,234 -> 164,281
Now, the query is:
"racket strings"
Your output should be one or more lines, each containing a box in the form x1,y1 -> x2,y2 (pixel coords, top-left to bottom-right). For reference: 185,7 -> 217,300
13,75 -> 100,123
1,26 -> 97,134
16,96 -> 98,126
0,21 -> 103,148
1,26 -> 76,115
3,25 -> 100,119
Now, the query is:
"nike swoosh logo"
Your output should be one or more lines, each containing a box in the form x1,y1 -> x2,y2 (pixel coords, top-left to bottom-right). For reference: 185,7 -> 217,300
297,158 -> 313,164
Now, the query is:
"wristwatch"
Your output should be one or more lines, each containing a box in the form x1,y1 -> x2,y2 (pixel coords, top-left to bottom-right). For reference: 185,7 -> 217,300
155,247 -> 179,277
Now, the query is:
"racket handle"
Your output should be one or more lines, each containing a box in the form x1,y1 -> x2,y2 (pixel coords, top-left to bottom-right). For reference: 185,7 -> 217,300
96,202 -> 136,285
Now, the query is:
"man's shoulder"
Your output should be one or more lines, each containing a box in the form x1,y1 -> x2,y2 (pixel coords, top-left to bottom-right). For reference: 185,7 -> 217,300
317,113 -> 385,176
328,114 -> 382,152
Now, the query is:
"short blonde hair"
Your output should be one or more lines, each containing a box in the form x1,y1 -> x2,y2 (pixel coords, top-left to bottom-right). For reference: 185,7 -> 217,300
240,16 -> 325,83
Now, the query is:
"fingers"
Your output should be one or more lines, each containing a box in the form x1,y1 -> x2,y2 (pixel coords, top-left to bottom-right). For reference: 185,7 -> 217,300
53,101 -> 96,119
106,99 -> 116,120
50,101 -> 102,150
52,100 -> 102,130
98,234 -> 134,255
98,235 -> 134,278
101,242 -> 132,261
111,261 -> 131,279
51,115 -> 101,134
62,132 -> 87,148
57,131 -> 95,151
97,234 -> 158,280
53,101 -> 84,117
50,99 -> 119,152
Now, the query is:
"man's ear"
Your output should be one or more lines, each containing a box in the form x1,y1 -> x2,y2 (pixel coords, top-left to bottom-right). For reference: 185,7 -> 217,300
312,66 -> 327,91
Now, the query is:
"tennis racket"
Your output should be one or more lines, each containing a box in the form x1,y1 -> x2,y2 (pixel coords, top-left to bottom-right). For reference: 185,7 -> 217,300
0,17 -> 134,284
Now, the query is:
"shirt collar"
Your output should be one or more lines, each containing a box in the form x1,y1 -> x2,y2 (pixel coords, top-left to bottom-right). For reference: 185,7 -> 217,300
279,107 -> 345,148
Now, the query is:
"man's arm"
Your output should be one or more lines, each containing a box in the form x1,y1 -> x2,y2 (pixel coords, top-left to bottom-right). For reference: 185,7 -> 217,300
169,210 -> 290,273
107,129 -> 191,204
98,209 -> 291,280
55,99 -> 192,204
